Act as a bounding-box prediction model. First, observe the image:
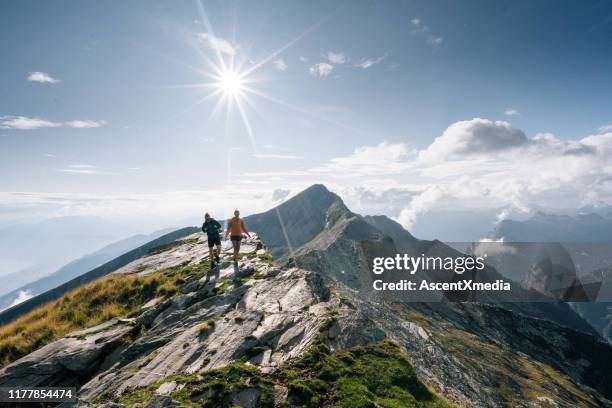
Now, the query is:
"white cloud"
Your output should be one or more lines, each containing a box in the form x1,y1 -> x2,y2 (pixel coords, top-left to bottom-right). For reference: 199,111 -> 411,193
410,17 -> 443,47
420,118 -> 528,161
273,58 -> 288,71
27,72 -> 61,84
0,188 -> 283,224
65,120 -> 106,128
196,32 -> 237,56
309,62 -> 334,77
252,153 -> 301,160
0,116 -> 61,130
302,118 -> 612,229
598,124 -> 612,133
504,108 -> 520,116
326,51 -> 346,64
355,55 -> 387,69
427,36 -> 444,46
397,186 -> 445,229
61,164 -> 119,176
0,116 -> 106,130
299,56 -> 308,62
8,290 -> 34,308
312,142 -> 415,176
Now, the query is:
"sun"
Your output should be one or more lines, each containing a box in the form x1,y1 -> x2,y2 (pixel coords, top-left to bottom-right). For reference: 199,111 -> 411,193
216,70 -> 245,98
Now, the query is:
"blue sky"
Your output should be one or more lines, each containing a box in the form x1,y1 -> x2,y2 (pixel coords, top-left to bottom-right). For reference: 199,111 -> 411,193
1,0 -> 612,229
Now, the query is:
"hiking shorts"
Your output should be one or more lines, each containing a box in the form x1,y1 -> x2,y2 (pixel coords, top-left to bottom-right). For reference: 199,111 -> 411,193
230,235 -> 243,242
208,235 -> 221,247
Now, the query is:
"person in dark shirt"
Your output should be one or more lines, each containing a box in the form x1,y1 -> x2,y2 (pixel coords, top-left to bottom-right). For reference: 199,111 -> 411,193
202,212 -> 222,266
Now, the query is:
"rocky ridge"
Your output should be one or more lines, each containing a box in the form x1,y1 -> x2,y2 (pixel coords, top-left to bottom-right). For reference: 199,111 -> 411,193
1,185 -> 611,407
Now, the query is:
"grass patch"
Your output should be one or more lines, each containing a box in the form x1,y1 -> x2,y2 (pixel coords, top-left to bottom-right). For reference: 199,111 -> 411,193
242,251 -> 274,266
0,262 -> 210,368
198,319 -> 216,335
438,327 -> 598,407
117,363 -> 274,408
283,340 -> 452,408
101,341 -> 451,408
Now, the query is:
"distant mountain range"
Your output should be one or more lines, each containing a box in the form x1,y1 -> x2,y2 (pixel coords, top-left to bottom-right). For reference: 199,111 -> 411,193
485,211 -> 612,344
0,227 -> 200,325
0,216 -> 138,293
492,211 -> 612,242
0,228 -> 175,312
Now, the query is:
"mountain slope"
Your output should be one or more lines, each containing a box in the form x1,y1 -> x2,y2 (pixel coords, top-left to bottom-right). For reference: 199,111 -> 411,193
0,231 -> 609,407
0,228 -> 174,312
0,227 -> 199,326
364,214 -> 418,251
244,184 -> 343,259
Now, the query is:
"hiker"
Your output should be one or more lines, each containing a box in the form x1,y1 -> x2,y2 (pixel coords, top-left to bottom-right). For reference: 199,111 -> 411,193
226,209 -> 251,263
202,212 -> 223,266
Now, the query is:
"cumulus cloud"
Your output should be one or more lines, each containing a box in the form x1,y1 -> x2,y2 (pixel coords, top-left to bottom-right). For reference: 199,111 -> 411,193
326,51 -> 346,64
355,54 -> 387,69
420,118 -> 528,161
196,33 -> 237,56
273,58 -> 288,71
598,124 -> 612,133
27,72 -> 61,84
0,116 -> 106,130
309,62 -> 333,77
300,118 -> 612,229
397,186 -> 445,229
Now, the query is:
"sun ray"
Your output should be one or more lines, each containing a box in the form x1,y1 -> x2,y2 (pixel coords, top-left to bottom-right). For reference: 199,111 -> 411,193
241,11 -> 335,77
171,88 -> 224,120
242,86 -> 366,136
194,0 -> 229,73
234,95 -> 257,150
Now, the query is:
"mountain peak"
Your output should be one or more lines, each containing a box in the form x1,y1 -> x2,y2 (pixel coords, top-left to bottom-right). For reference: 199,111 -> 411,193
244,184 -> 349,259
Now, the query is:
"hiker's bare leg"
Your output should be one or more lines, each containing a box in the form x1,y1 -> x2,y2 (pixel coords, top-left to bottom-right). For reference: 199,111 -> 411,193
232,240 -> 239,261
208,246 -> 215,264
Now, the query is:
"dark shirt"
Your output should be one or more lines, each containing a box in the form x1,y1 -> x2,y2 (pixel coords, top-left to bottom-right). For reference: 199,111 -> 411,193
202,219 -> 222,238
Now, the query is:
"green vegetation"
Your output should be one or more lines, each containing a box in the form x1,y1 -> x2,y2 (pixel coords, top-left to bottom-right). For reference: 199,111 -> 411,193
118,363 -> 275,408
242,251 -> 274,266
0,262 -> 210,368
111,340 -> 452,408
439,327 -> 597,407
198,319 -> 216,335
283,340 -> 452,408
